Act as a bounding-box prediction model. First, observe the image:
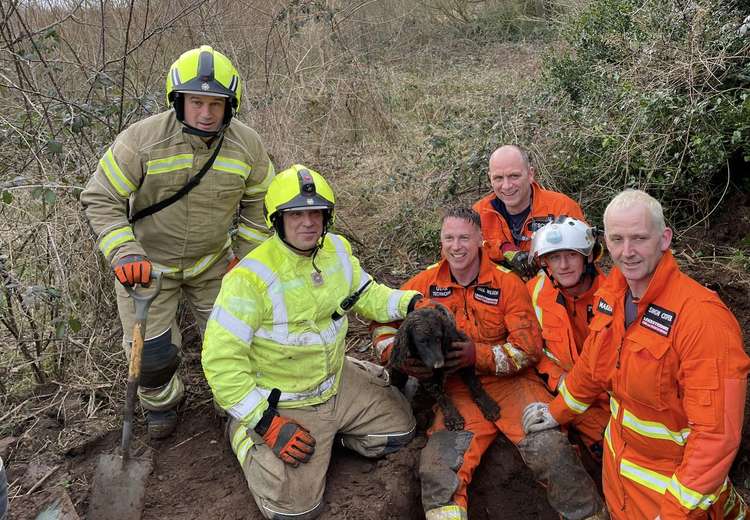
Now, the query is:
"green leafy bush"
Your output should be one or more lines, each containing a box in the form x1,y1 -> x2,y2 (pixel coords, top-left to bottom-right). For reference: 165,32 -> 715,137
530,0 -> 750,225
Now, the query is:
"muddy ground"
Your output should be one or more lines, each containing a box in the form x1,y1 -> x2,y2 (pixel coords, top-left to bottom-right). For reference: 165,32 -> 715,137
4,195 -> 750,519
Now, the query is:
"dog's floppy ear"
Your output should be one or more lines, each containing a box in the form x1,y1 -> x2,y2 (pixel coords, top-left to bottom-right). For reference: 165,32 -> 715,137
390,326 -> 411,368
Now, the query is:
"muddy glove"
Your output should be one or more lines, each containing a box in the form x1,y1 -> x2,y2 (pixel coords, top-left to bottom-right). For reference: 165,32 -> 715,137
254,390 -> 316,466
445,334 -> 476,373
522,402 -> 559,434
503,250 -> 535,279
402,357 -> 434,381
114,255 -> 152,287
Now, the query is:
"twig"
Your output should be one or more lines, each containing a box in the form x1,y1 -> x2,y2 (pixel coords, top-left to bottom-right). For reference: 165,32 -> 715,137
170,429 -> 207,450
23,464 -> 60,496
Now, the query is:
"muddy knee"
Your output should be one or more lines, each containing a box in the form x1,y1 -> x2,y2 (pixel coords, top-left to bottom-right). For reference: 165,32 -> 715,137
517,429 -> 603,520
419,430 -> 474,512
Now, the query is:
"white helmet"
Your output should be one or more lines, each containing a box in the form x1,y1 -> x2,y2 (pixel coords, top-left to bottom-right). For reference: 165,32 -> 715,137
529,216 -> 596,265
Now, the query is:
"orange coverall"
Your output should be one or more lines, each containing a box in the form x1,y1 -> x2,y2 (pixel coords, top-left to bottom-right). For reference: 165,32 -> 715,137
373,250 -> 603,519
527,270 -> 610,450
550,250 -> 749,520
473,182 -> 585,262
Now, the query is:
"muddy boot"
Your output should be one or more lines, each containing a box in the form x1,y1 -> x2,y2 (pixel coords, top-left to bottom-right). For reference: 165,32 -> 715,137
146,409 -> 178,439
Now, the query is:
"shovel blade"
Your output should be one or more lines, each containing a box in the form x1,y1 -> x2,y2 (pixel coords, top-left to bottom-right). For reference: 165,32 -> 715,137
88,453 -> 153,520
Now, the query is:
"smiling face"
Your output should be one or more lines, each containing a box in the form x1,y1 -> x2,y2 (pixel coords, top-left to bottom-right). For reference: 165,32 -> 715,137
282,209 -> 324,254
488,146 -> 535,215
541,250 -> 587,289
441,216 -> 482,282
182,93 -> 227,132
605,204 -> 672,298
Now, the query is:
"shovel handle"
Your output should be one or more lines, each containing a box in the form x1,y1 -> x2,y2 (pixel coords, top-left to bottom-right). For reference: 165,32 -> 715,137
121,273 -> 162,457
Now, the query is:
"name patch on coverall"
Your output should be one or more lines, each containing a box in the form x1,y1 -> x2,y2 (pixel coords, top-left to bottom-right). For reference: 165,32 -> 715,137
474,286 -> 500,305
640,304 -> 676,337
430,285 -> 453,298
597,298 -> 613,316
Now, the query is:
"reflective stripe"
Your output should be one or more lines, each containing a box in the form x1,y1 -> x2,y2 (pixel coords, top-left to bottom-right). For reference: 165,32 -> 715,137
542,346 -> 561,365
231,425 -> 254,467
214,156 -> 252,179
238,257 -> 287,341
245,161 -> 275,196
372,325 -> 398,340
610,397 -> 690,446
375,336 -> 395,358
425,505 -> 468,520
209,305 -> 254,343
137,375 -> 184,409
146,153 -> 193,175
257,374 -> 336,403
227,388 -> 267,421
329,235 -> 353,287
183,237 -> 231,278
387,290 -> 408,320
255,313 -> 345,346
237,223 -> 267,244
622,409 -> 690,445
100,147 -> 136,197
531,275 -> 545,326
667,475 -> 726,511
559,379 -> 590,414
604,420 -> 615,456
150,262 -> 180,275
620,458 -> 671,494
99,226 -> 135,257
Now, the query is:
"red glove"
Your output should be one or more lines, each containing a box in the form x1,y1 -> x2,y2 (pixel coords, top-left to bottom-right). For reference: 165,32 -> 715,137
114,255 -> 152,287
260,415 -> 316,466
226,256 -> 239,273
402,357 -> 434,381
445,335 -> 476,373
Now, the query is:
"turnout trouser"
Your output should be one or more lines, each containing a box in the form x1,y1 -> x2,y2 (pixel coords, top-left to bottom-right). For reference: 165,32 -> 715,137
227,357 -> 416,520
420,370 -> 603,520
116,255 -> 228,412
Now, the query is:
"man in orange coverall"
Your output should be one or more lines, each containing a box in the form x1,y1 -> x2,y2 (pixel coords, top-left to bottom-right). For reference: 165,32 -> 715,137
473,145 -> 585,278
526,216 -> 610,460
523,189 -> 749,520
372,207 -> 607,520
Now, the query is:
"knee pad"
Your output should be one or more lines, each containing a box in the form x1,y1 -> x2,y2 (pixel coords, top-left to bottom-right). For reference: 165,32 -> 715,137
382,426 -> 416,454
140,329 -> 180,389
419,430 -> 474,511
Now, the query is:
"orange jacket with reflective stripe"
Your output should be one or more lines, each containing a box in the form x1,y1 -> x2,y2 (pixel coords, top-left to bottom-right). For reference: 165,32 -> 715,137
550,250 -> 750,519
472,182 -> 585,262
526,269 -> 607,392
374,249 -> 543,376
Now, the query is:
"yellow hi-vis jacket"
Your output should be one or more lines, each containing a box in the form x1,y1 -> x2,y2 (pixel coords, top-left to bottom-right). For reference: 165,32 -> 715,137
201,233 -> 419,428
81,110 -> 274,277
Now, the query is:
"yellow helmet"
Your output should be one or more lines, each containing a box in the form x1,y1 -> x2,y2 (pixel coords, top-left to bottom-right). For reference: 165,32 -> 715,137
165,45 -> 241,133
264,164 -> 335,231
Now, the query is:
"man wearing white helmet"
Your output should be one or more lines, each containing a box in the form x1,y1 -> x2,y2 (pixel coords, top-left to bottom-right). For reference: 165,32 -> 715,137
526,216 -> 610,461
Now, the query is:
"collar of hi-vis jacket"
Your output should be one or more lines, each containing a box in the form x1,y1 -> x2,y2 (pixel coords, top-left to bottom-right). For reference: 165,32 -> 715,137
597,249 -> 678,317
433,247 -> 498,288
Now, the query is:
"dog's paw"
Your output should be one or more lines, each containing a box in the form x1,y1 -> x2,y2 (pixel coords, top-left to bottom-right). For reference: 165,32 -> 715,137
477,396 -> 501,422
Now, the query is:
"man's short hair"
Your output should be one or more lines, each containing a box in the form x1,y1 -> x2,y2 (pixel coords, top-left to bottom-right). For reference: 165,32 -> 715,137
604,189 -> 666,232
442,207 -> 481,229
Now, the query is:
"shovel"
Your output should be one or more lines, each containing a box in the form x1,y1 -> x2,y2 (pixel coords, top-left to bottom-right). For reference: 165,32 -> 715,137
89,273 -> 162,520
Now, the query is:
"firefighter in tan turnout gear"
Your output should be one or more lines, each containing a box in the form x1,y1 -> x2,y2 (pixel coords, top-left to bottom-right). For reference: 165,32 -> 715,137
202,165 -> 418,520
81,46 -> 275,438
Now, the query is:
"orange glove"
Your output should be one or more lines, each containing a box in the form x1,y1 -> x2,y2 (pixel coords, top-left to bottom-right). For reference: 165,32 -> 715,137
255,412 -> 316,466
114,255 -> 152,287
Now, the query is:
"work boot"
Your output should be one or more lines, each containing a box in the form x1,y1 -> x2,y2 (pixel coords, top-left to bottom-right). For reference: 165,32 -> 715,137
146,409 -> 178,439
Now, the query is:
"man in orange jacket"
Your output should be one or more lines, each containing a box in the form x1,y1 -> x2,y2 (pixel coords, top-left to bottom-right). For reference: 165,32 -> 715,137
473,145 -> 585,278
523,190 -> 749,520
526,216 -> 610,460
372,207 -> 606,520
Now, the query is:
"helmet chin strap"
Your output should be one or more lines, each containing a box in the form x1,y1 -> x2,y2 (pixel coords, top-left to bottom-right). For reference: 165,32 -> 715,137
542,259 -> 592,291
